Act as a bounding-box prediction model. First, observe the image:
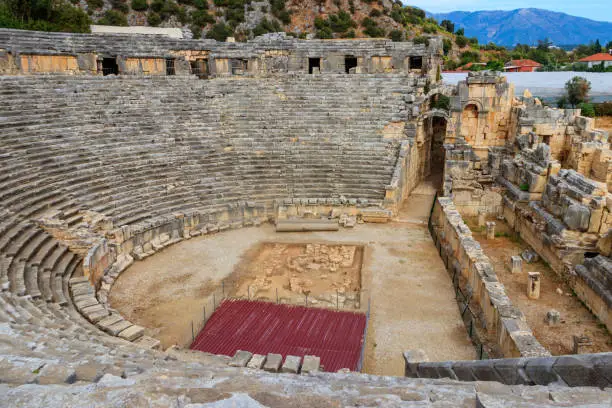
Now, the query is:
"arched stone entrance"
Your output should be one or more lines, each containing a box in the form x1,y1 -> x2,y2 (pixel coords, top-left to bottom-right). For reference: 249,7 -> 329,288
460,104 -> 479,143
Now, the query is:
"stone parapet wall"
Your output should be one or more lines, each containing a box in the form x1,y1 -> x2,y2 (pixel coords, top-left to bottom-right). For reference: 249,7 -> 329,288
430,197 -> 549,358
404,351 -> 612,387
384,140 -> 422,214
0,28 -> 442,80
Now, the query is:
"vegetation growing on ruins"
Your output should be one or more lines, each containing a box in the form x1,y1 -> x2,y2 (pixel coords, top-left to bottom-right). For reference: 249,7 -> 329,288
0,0 -> 91,32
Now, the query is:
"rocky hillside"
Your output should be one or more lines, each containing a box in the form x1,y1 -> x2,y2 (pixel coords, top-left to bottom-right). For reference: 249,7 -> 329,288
432,8 -> 612,47
0,0 -> 456,42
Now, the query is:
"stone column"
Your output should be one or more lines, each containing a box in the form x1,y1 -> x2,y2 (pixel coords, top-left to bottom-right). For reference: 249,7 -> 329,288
486,221 -> 496,240
478,210 -> 486,227
511,256 -> 522,274
527,272 -> 541,299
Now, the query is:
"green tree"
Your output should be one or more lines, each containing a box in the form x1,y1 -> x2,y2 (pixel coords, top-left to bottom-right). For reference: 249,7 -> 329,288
565,76 -> 591,107
455,27 -> 464,36
592,39 -> 602,53
439,19 -> 454,33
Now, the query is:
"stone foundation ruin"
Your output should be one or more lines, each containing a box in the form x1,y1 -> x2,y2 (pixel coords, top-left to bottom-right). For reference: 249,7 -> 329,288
0,29 -> 610,406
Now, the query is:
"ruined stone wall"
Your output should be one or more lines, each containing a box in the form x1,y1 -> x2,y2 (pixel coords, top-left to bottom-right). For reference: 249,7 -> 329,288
430,197 -> 549,358
0,29 -> 442,80
405,351 -> 612,387
448,72 -> 515,158
441,141 -> 502,216
574,256 -> 612,332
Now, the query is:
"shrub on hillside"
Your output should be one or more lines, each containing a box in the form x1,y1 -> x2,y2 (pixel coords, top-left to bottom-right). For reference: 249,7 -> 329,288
455,35 -> 467,48
578,102 -> 596,117
207,22 -> 233,41
594,102 -> 612,117
99,9 -> 128,26
191,9 -> 214,26
389,29 -> 403,42
361,17 -> 384,38
85,0 -> 104,9
147,11 -> 161,26
131,0 -> 148,11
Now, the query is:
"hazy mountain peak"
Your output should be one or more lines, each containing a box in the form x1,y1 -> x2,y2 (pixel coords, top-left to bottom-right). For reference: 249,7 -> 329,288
432,8 -> 612,46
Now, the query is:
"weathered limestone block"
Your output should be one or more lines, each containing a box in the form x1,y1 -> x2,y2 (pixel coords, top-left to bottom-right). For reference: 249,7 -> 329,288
486,221 -> 496,240
246,354 -> 266,369
229,350 -> 253,367
281,355 -> 301,374
563,203 -> 591,231
301,355 -> 321,374
511,256 -> 522,274
263,353 -> 282,372
527,272 -> 541,300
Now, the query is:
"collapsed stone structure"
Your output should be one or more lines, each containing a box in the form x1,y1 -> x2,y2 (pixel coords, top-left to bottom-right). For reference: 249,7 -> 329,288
0,30 -> 610,405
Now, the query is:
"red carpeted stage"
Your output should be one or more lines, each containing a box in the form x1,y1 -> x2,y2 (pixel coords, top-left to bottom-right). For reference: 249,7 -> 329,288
190,299 -> 367,372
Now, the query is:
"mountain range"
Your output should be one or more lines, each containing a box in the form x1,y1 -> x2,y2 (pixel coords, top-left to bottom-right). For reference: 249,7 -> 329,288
431,8 -> 612,47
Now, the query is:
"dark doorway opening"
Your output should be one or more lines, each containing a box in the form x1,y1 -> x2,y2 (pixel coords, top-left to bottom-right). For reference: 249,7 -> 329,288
584,252 -> 599,259
308,57 -> 321,74
428,116 -> 448,182
190,58 -> 209,79
101,57 -> 119,76
166,58 -> 176,76
409,56 -> 423,70
345,56 -> 358,73
231,59 -> 248,75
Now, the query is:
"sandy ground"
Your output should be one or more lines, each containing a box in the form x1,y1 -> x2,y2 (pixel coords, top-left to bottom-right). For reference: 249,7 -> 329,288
595,116 -> 612,132
110,179 -> 476,376
466,218 -> 611,355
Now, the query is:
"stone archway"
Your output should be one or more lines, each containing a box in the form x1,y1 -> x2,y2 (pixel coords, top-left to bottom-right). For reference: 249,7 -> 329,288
460,104 -> 479,143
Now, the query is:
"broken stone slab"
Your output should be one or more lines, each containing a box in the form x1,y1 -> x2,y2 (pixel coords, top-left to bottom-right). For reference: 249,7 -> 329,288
301,355 -> 321,374
522,249 -> 539,263
263,353 -> 282,372
545,310 -> 560,326
229,350 -> 253,367
246,354 -> 266,369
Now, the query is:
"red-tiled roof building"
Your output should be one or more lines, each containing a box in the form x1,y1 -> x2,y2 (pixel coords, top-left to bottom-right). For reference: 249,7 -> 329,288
504,59 -> 542,72
578,53 -> 612,68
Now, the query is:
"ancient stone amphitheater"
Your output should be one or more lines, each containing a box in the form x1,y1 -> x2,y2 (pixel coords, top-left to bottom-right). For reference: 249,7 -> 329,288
0,29 -> 610,406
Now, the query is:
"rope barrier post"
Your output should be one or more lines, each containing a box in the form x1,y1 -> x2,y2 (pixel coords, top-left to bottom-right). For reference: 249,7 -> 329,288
276,288 -> 278,304
203,306 -> 206,325
336,290 -> 339,310
222,281 -> 224,298
469,320 -> 473,337
191,321 -> 194,344
248,286 -> 250,300
213,293 -> 216,309
305,293 -> 308,306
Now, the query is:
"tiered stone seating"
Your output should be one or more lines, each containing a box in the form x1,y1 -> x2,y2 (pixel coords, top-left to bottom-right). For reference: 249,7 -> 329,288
0,73 -> 415,357
0,75 -> 412,228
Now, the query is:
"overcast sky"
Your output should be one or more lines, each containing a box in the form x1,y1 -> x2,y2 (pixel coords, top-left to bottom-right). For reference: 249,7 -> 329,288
406,0 -> 612,22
